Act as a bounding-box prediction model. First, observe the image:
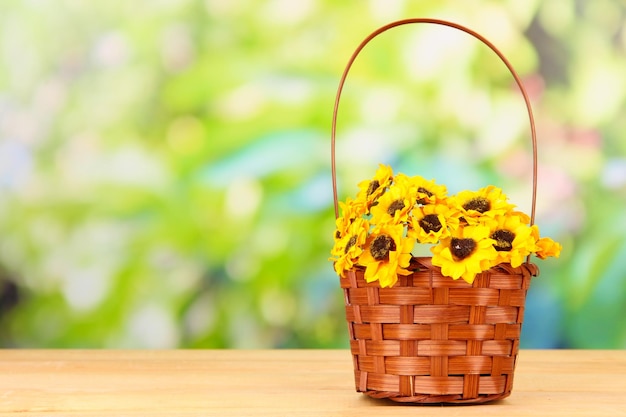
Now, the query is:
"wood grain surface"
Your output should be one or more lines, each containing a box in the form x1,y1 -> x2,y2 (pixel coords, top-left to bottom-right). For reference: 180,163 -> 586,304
1,349 -> 625,416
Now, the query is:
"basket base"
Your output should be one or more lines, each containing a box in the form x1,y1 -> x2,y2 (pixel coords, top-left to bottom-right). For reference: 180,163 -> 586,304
361,390 -> 510,404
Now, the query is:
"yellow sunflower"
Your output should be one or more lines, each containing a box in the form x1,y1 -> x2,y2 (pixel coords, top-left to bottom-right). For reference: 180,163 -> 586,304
330,217 -> 370,277
356,164 -> 394,208
431,224 -> 497,283
450,185 -> 516,226
532,226 -> 562,259
358,223 -> 413,288
409,202 -> 459,244
535,237 -> 562,259
369,181 -> 415,226
334,197 -> 367,241
489,213 -> 537,268
395,173 -> 447,205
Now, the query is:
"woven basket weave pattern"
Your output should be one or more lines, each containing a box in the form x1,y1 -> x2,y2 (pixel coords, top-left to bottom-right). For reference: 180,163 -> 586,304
341,257 -> 538,403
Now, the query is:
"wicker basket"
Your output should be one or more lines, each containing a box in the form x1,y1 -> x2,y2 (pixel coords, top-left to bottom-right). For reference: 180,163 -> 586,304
331,19 -> 540,404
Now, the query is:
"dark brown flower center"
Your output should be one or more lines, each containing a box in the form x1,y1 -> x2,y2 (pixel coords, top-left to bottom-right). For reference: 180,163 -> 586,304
463,197 -> 490,213
370,234 -> 396,261
419,214 -> 442,233
366,180 -> 380,197
387,199 -> 405,216
418,187 -> 434,197
450,238 -> 476,260
344,235 -> 357,254
416,187 -> 433,205
491,229 -> 515,252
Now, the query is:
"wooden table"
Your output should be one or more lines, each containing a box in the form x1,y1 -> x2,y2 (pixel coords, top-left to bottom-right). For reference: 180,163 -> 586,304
0,350 -> 624,416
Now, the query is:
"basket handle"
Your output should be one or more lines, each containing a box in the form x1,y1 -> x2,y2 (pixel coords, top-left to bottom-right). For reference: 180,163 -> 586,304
331,18 -> 538,225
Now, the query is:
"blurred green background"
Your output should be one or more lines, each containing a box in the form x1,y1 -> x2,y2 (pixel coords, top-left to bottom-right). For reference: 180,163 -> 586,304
1,0 -> 625,348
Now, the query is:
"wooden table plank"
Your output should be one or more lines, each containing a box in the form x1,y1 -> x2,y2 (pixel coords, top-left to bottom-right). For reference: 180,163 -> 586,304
0,350 -> 625,416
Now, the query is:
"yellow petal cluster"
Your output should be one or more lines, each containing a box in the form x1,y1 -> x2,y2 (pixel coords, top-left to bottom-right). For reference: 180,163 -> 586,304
330,164 -> 562,286
359,223 -> 413,288
431,224 -> 497,283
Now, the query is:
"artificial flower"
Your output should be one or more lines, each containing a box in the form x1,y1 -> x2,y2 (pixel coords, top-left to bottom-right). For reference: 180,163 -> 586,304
489,212 -> 536,268
409,201 -> 459,244
450,185 -> 516,226
334,197 -> 367,241
394,173 -> 448,205
356,164 -> 393,208
330,217 -> 370,277
358,223 -> 413,288
431,224 -> 497,283
369,181 -> 415,226
535,235 -> 562,260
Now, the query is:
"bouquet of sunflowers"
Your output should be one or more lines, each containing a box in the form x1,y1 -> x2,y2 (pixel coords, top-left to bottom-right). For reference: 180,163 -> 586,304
330,164 -> 561,288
